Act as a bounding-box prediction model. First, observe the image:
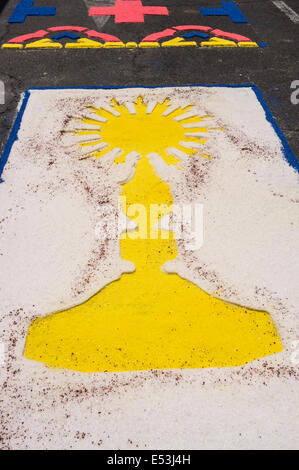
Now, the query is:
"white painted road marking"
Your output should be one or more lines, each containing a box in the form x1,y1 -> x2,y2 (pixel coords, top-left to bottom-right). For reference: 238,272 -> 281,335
272,0 -> 299,24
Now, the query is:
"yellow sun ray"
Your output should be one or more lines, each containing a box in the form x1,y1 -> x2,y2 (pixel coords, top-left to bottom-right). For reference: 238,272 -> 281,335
184,132 -> 208,138
146,101 -> 158,114
100,104 -> 121,117
163,104 -> 195,119
183,136 -> 208,143
173,110 -> 199,121
182,122 -> 207,129
85,106 -> 110,121
200,153 -> 212,159
69,97 -> 214,166
161,104 -> 180,116
76,130 -> 103,136
79,142 -> 109,160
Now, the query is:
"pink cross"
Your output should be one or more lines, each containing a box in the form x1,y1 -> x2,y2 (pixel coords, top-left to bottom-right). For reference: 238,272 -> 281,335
89,0 -> 169,24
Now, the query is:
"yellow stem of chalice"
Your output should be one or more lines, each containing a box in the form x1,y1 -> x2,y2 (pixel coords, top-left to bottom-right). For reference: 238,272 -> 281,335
24,156 -> 282,372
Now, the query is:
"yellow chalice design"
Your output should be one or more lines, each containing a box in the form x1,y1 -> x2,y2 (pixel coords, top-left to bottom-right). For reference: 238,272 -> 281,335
25,99 -> 282,372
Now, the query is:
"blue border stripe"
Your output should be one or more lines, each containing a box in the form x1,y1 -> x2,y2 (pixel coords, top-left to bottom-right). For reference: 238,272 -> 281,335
0,84 -> 298,182
250,85 -> 299,173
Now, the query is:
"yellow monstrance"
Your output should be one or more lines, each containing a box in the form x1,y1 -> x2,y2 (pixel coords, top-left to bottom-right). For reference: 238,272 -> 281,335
25,98 -> 282,372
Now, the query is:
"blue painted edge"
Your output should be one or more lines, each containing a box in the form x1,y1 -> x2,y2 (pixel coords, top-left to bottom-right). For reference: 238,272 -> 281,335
8,0 -> 56,23
0,89 -> 31,182
0,84 -> 298,183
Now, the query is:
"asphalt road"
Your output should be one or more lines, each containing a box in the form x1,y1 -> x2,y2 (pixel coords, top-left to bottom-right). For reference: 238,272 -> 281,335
0,1 -> 298,451
0,0 -> 298,161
